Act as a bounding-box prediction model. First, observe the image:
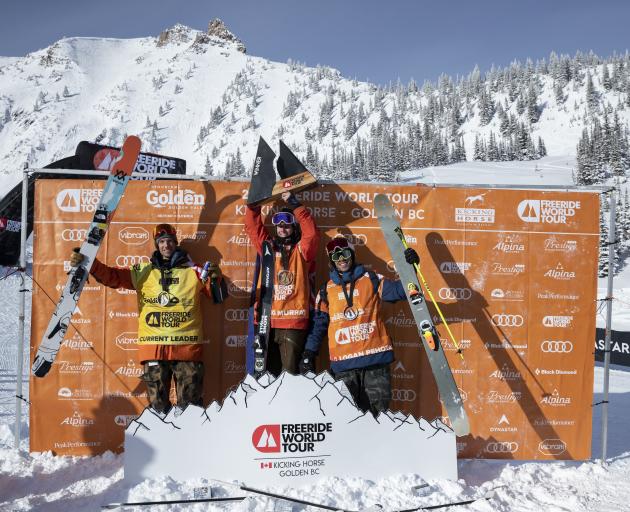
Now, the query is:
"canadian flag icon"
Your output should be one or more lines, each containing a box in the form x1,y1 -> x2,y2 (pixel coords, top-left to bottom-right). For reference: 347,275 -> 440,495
252,424 -> 281,453
260,462 -> 274,469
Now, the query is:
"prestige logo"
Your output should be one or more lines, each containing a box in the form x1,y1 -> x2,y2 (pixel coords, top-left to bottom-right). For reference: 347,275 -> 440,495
252,423 -> 332,453
517,199 -> 581,224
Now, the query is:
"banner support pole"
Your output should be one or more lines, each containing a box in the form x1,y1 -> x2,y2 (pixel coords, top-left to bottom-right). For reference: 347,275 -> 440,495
14,168 -> 29,450
601,190 -> 615,463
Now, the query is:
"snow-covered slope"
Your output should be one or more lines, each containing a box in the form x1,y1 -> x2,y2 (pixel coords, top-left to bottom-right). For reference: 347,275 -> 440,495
1,21 -> 630,194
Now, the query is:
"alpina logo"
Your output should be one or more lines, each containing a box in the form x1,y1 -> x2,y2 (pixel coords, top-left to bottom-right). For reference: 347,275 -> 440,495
544,263 -> 575,280
538,439 -> 567,456
227,231 -> 252,247
493,234 -> 525,253
489,364 -> 522,381
60,412 -> 95,428
146,189 -> 204,207
252,423 -> 332,453
517,199 -> 580,224
119,226 -> 149,246
115,361 -> 143,378
540,389 -> 571,407
61,339 -> 93,350
385,312 -> 415,328
56,189 -> 102,213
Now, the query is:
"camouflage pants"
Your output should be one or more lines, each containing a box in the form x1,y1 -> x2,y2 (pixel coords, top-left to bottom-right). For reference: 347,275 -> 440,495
266,328 -> 307,377
334,364 -> 391,416
141,360 -> 204,413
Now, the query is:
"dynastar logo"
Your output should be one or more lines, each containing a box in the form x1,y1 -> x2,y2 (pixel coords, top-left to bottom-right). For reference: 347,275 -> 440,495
490,414 -> 518,433
119,226 -> 149,246
439,261 -> 471,274
517,199 -> 581,224
543,263 -> 575,280
538,439 -> 567,456
252,423 -> 332,453
56,189 -> 102,213
146,189 -> 204,207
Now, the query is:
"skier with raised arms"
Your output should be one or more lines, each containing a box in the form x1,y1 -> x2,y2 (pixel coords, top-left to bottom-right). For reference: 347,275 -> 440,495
245,191 -> 319,376
300,237 -> 419,415
69,223 -> 222,416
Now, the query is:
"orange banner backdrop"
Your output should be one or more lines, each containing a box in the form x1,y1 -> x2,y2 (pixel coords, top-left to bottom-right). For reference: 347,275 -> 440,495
30,179 -> 599,460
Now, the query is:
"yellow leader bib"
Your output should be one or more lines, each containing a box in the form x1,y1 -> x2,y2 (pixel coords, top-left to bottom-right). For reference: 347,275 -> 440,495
131,263 -> 204,345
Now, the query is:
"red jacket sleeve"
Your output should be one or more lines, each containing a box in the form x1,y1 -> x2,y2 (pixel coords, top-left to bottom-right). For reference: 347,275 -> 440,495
244,205 -> 270,256
295,205 -> 320,262
89,258 -> 135,290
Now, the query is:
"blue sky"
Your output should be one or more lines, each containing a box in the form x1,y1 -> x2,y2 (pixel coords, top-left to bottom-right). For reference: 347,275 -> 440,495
2,1 -> 629,86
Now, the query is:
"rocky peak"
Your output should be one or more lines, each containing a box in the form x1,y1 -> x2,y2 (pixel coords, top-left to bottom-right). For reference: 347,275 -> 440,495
156,23 -> 194,47
206,18 -> 246,53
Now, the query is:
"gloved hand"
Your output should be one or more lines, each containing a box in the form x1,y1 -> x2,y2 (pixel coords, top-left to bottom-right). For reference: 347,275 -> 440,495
70,248 -> 85,267
208,262 -> 221,281
282,191 -> 301,208
299,350 -> 316,374
404,247 -> 420,265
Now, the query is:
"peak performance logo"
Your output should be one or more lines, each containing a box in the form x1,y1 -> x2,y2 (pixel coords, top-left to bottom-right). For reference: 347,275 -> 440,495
517,199 -> 581,224
252,423 -> 332,453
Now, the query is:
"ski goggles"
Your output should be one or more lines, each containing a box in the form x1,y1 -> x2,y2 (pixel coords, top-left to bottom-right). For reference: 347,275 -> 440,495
153,223 -> 177,241
330,248 -> 353,262
271,212 -> 295,226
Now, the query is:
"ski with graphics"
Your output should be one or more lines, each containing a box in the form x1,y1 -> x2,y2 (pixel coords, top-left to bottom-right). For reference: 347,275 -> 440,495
253,240 -> 275,377
374,193 -> 470,436
32,135 -> 142,378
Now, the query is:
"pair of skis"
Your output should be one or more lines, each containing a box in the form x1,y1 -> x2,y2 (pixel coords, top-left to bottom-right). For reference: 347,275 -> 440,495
374,194 -> 470,437
253,240 -> 274,376
32,136 -> 142,378
102,483 -> 496,510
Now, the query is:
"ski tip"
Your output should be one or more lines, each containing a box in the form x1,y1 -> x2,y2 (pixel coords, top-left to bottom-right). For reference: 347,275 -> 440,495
32,356 -> 52,378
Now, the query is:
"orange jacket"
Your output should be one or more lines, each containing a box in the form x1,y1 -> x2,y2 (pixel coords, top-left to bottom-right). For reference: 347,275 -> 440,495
90,254 -> 210,363
245,204 -> 319,329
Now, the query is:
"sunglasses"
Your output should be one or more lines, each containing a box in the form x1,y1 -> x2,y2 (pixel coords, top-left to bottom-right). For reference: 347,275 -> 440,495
330,248 -> 353,262
272,212 -> 295,226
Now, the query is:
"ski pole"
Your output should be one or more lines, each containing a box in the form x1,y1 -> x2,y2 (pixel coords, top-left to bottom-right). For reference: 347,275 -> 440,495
102,496 -> 246,509
394,227 -> 464,360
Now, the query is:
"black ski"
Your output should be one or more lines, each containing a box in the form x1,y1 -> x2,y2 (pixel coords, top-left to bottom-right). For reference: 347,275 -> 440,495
102,496 -> 246,509
254,240 -> 274,376
374,194 -> 470,436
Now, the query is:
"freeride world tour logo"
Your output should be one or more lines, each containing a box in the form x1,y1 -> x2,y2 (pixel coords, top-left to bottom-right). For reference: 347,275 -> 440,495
517,199 -> 581,224
252,423 -> 332,453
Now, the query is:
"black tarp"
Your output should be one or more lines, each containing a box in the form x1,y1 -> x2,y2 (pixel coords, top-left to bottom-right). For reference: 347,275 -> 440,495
595,327 -> 630,367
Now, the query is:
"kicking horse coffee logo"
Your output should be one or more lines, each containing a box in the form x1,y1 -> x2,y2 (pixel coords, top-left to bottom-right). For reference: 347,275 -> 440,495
252,423 -> 332,453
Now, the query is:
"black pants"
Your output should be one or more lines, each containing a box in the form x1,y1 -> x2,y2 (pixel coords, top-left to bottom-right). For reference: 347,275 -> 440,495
333,364 -> 392,416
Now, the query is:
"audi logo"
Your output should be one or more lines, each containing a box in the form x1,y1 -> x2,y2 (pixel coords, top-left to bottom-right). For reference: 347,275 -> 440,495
61,229 -> 88,242
485,441 -> 519,453
541,340 -> 573,353
391,389 -> 417,402
492,314 -> 524,327
116,255 -> 150,267
438,287 -> 472,300
225,309 -> 249,322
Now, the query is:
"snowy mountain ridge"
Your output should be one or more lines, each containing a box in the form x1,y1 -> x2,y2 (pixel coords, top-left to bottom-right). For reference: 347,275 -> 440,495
0,20 -> 629,191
